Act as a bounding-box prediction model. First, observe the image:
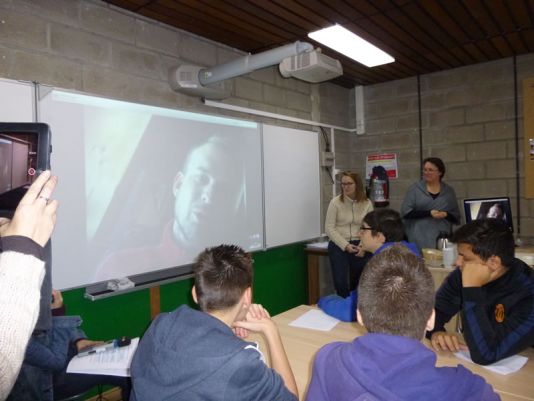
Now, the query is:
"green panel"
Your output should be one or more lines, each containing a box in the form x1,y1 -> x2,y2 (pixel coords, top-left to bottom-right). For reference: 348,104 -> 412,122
62,243 -> 307,339
62,287 -> 151,340
252,243 -> 308,316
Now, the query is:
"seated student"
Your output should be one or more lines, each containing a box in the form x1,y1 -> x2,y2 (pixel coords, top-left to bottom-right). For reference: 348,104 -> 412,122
130,244 -> 298,401
306,246 -> 500,401
8,288 -> 131,401
428,219 -> 534,365
318,208 -> 419,321
0,171 -> 58,399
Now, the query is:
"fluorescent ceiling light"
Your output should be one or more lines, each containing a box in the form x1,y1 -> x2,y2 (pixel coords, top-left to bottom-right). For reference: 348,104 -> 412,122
308,24 -> 395,67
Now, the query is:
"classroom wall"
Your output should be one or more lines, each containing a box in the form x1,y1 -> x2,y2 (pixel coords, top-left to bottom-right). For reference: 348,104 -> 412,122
329,54 -> 534,244
0,0 -> 351,338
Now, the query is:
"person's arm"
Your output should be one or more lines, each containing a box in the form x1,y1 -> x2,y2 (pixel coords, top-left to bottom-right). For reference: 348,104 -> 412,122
428,269 -> 467,352
403,210 -> 432,219
0,171 -> 58,399
324,199 -> 349,251
317,291 -> 357,322
0,238 -> 45,399
233,304 -> 298,398
459,264 -> 534,365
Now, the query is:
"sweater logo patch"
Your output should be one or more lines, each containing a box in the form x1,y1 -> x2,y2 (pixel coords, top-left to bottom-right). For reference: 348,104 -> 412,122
495,304 -> 505,323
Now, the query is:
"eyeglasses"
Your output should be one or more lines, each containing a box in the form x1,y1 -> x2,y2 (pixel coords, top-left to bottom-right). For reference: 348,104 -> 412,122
360,226 -> 373,231
423,168 -> 439,173
341,182 -> 355,187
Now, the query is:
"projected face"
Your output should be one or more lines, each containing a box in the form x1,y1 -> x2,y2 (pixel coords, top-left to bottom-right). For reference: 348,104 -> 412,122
172,137 -> 243,250
487,203 -> 503,219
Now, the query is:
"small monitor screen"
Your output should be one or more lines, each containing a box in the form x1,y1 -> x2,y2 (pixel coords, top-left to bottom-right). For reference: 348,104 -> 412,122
463,197 -> 513,232
0,123 -> 51,212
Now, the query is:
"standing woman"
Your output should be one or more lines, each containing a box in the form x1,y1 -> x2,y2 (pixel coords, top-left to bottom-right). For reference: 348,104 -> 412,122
401,157 -> 460,251
325,171 -> 373,298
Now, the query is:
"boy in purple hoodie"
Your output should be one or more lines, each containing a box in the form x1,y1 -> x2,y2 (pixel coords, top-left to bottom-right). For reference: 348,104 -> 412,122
306,245 -> 500,401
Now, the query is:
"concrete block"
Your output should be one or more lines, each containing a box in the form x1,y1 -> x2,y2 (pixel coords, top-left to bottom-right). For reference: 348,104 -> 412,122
334,131 -> 351,150
295,79 -> 311,95
466,59 -> 512,84
423,128 -> 448,145
485,121 -> 515,140
472,82 -> 514,103
431,144 -> 466,162
111,43 -> 161,78
263,84 -> 286,106
379,97 -> 416,116
50,24 -> 110,65
444,124 -> 484,144
365,81 -> 395,101
286,90 -> 311,113
519,218 -> 534,237
467,179 -> 508,198
396,149 -> 421,164
421,92 -> 448,110
180,34 -> 217,67
0,46 -> 13,77
10,50 -> 82,89
429,108 -> 465,127
506,139 -> 521,159
447,162 -> 485,180
136,19 -> 180,55
366,117 -> 397,134
352,135 -> 381,152
445,88 -> 476,108
466,102 -> 514,124
82,65 -> 173,106
396,113 -> 420,130
0,9 -> 47,50
466,140 -> 507,160
395,77 -> 417,96
217,46 -> 243,65
380,131 -> 419,149
80,1 -> 136,44
249,66 -> 276,85
234,78 -> 262,102
485,159 -> 515,179
446,180 -> 467,199
7,0 -> 79,27
425,68 -> 468,90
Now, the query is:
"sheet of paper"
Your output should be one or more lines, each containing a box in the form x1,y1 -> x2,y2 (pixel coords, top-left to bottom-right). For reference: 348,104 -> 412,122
454,350 -> 528,375
67,337 -> 139,377
306,241 -> 328,249
289,309 -> 339,331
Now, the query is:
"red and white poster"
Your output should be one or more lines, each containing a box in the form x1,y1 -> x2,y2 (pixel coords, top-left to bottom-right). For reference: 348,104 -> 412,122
365,153 -> 398,179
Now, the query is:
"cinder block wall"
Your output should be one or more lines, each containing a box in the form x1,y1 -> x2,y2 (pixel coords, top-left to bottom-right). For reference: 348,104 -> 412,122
0,0 -> 350,128
340,54 -> 534,243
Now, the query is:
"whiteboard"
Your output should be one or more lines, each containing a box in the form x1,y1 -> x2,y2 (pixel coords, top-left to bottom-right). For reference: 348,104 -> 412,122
263,125 -> 321,248
0,78 -> 34,122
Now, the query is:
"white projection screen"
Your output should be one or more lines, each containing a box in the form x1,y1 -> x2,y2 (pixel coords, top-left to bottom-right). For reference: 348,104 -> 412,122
263,125 -> 321,248
40,90 -> 263,289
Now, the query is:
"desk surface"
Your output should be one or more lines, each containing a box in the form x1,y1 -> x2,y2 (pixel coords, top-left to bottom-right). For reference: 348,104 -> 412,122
251,305 -> 534,401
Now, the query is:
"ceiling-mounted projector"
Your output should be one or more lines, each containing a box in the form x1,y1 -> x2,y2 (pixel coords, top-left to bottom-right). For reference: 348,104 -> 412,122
279,49 -> 343,83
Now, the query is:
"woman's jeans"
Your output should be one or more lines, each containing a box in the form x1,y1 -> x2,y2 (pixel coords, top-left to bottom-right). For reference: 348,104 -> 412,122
328,240 -> 371,298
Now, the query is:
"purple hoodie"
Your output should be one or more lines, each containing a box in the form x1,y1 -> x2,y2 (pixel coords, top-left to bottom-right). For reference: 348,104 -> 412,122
306,333 -> 500,401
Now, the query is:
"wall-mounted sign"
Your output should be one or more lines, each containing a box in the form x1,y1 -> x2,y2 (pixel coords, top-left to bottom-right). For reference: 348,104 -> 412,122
365,153 -> 398,179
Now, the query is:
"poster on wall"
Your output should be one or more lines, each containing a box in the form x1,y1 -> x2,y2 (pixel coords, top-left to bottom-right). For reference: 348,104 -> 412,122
365,153 -> 398,179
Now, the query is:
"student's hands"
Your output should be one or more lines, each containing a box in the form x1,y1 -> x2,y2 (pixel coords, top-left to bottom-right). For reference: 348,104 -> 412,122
76,339 -> 104,352
51,289 -> 64,309
430,331 -> 468,353
345,243 -> 359,254
461,262 -> 493,287
233,304 -> 276,336
1,171 -> 58,247
430,210 -> 447,219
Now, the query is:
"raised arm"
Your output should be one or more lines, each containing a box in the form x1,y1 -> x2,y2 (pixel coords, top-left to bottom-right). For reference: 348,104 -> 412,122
234,304 -> 298,398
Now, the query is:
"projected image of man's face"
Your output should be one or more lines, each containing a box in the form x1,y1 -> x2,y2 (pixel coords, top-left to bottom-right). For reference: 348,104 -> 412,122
172,137 -> 242,248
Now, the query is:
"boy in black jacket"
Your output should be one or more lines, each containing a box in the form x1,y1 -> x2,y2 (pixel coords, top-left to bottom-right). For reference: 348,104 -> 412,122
429,219 -> 534,365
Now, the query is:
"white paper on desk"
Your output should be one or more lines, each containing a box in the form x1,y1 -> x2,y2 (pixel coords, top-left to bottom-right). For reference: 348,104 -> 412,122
289,309 -> 339,331
67,337 -> 139,377
454,350 -> 528,375
306,241 -> 328,249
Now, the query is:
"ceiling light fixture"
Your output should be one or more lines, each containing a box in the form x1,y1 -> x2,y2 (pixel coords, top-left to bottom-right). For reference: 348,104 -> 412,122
308,24 -> 394,67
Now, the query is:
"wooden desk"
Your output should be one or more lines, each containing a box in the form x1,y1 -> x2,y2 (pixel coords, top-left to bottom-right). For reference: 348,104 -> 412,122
304,247 -> 328,305
251,305 -> 534,401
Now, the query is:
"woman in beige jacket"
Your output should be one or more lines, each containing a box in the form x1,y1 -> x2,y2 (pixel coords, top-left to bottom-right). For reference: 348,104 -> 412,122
325,172 -> 373,297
